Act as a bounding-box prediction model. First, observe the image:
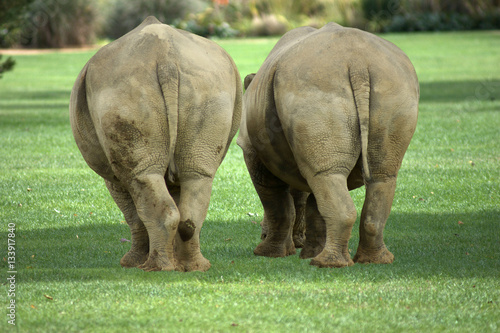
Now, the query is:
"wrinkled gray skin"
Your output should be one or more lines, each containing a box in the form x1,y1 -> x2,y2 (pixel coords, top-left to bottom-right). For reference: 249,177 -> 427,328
70,17 -> 242,272
260,188 -> 307,248
238,23 -> 419,268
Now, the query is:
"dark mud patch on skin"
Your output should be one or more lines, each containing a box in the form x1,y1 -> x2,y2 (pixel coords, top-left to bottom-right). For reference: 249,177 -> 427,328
178,219 -> 196,241
107,115 -> 144,147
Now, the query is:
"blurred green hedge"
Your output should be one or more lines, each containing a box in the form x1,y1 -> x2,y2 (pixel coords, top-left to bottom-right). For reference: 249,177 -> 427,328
361,0 -> 500,32
104,0 -> 207,39
1,0 -> 499,48
1,0 -> 100,48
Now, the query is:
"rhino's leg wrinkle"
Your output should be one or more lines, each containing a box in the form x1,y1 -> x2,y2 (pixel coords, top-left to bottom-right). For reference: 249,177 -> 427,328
105,180 -> 149,268
244,149 -> 296,257
300,194 -> 326,259
173,177 -> 212,272
308,174 -> 356,268
290,188 -> 307,248
129,173 -> 180,271
253,186 -> 296,257
354,178 -> 396,264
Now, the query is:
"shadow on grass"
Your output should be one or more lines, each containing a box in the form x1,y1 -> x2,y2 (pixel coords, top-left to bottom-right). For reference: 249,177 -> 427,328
419,79 -> 500,104
0,90 -> 70,111
2,80 -> 500,110
9,210 -> 499,283
0,90 -> 70,101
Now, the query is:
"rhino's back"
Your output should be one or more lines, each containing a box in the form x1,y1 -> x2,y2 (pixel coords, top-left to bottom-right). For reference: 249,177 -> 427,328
78,17 -> 240,181
241,23 -> 418,190
86,17 -> 234,93
84,16 -> 239,133
275,23 -> 417,93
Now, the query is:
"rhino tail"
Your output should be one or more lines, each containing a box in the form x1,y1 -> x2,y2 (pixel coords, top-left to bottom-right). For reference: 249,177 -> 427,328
69,62 -> 90,138
69,62 -> 99,154
69,62 -> 114,178
349,66 -> 371,182
157,62 -> 179,183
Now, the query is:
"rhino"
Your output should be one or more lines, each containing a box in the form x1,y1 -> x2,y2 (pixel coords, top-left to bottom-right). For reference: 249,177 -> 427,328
238,23 -> 419,268
70,16 -> 242,272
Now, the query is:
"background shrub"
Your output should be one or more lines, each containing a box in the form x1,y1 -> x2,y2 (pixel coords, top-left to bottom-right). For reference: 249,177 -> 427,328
171,7 -> 239,38
2,0 -> 499,49
212,0 -> 363,36
17,0 -> 100,48
0,54 -> 16,78
361,0 -> 500,32
104,0 -> 207,39
0,0 -> 36,48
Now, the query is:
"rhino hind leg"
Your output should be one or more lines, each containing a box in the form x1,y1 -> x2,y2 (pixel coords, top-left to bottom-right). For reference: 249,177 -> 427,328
352,103 -> 415,265
259,188 -> 306,249
307,174 -> 356,268
172,176 -> 213,272
353,179 -> 396,264
105,180 -> 149,268
299,194 -> 326,259
253,186 -> 296,258
290,188 -> 307,248
244,150 -> 296,258
127,173 -> 180,272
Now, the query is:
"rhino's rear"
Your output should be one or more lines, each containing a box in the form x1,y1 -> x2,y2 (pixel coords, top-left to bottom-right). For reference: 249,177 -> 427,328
239,23 -> 419,268
69,16 -> 242,272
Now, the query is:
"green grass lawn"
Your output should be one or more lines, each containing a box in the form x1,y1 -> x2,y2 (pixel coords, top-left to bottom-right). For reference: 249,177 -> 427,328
1,31 -> 499,332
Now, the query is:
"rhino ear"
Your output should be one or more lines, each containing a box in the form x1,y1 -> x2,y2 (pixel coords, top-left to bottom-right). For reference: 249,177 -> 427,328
244,73 -> 256,90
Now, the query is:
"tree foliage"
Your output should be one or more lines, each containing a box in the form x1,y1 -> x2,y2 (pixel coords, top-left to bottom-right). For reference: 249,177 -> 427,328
0,0 -> 36,47
361,0 -> 500,32
0,55 -> 16,79
1,0 -> 100,48
0,0 -> 36,78
19,0 -> 100,48
1,0 -> 499,50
